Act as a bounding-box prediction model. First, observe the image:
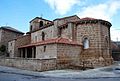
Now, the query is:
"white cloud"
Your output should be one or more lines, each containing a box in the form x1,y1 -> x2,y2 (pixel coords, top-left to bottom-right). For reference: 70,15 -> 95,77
110,28 -> 120,41
77,0 -> 120,21
44,0 -> 120,41
44,0 -> 80,15
76,0 -> 120,41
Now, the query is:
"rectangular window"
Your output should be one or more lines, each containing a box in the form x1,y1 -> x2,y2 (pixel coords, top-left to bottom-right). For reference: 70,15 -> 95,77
35,36 -> 37,42
43,46 -> 46,52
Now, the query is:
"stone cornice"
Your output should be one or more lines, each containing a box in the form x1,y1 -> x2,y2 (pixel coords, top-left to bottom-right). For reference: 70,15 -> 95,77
75,19 -> 112,27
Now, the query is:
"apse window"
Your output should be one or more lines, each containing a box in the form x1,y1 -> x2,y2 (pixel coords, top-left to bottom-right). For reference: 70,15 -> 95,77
83,38 -> 89,49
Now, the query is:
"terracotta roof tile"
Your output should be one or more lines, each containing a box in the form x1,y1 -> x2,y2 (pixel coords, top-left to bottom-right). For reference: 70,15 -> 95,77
81,17 -> 96,20
29,17 -> 52,23
19,37 -> 82,48
54,15 -> 80,21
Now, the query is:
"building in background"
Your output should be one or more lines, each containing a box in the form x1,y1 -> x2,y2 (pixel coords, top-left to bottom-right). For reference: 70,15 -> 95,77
112,41 -> 120,61
0,26 -> 24,55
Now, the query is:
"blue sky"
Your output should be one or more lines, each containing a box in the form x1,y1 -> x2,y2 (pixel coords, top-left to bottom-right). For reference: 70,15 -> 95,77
0,0 -> 120,41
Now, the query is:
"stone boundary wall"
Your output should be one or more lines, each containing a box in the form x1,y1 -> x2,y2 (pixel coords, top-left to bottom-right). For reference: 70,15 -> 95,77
0,58 -> 56,71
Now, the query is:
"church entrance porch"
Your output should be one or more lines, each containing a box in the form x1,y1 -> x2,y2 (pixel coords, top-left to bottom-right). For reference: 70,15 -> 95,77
18,46 -> 36,58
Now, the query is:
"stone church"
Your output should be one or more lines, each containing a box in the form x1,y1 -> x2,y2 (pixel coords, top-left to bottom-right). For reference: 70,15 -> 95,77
6,15 -> 113,71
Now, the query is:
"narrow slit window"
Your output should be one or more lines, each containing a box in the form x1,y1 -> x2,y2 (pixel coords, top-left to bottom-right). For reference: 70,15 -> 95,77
44,46 -> 46,52
42,32 -> 45,41
40,21 -> 43,27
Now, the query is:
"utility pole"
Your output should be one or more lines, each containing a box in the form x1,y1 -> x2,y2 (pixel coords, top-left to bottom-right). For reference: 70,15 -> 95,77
113,29 -> 120,42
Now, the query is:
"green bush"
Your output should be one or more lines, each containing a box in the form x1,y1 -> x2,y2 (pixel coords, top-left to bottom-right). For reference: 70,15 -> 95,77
0,45 -> 6,52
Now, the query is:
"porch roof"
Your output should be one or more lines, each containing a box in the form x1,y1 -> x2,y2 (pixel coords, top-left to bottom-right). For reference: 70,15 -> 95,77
18,37 -> 82,48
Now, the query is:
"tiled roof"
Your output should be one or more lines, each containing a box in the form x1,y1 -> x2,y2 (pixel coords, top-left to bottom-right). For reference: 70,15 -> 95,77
81,17 -> 96,20
29,17 -> 52,23
19,37 -> 82,48
0,26 -> 24,34
30,15 -> 111,34
54,15 -> 80,21
73,17 -> 112,27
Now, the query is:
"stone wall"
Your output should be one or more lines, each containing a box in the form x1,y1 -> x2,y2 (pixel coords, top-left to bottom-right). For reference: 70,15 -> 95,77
15,34 -> 31,57
36,44 -> 57,59
30,18 -> 52,32
31,26 -> 54,43
54,16 -> 80,26
100,24 -> 112,58
8,34 -> 31,57
60,26 -> 69,38
53,15 -> 80,38
0,29 -> 23,47
76,23 -> 100,48
0,58 -> 56,71
76,22 -> 113,68
60,23 -> 75,40
76,23 -> 101,67
57,44 -> 82,69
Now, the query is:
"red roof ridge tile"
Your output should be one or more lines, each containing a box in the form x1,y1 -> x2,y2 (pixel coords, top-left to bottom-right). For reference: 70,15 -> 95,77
81,17 -> 96,20
54,15 -> 80,21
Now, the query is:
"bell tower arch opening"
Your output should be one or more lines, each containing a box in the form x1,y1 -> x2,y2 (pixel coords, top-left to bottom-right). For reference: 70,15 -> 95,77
39,21 -> 43,27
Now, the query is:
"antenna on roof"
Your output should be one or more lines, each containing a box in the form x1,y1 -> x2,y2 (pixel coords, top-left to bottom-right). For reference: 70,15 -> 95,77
5,23 -> 8,26
41,14 -> 43,18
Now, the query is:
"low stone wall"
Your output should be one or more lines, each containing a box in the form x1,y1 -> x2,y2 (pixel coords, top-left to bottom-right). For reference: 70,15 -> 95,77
0,58 -> 56,71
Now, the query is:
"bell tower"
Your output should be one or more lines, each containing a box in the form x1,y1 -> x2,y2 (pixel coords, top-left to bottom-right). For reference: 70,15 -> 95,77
29,17 -> 52,32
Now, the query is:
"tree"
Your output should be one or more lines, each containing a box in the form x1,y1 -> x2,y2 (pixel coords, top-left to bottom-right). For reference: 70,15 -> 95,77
0,45 -> 6,52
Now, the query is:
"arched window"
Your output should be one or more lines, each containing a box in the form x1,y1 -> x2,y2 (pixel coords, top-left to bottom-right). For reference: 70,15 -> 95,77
39,21 -> 43,27
42,32 -> 45,41
83,38 -> 89,49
